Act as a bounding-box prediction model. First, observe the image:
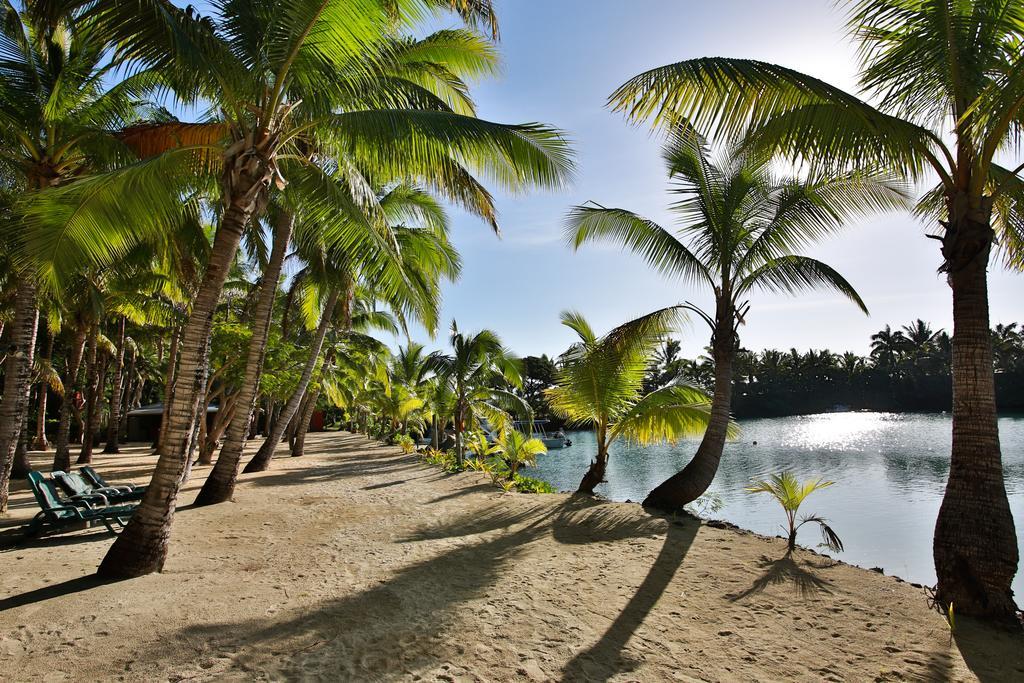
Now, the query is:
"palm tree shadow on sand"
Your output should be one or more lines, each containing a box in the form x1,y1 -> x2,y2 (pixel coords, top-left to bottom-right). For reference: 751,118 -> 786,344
559,512 -> 700,682
122,497 -> 679,680
725,551 -> 834,602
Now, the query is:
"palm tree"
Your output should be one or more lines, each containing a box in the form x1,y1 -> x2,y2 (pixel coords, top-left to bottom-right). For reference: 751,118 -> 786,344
605,0 -> 1022,619
426,322 -> 526,467
745,472 -> 843,553
545,309 -> 719,495
870,325 -> 909,371
0,3 -> 159,511
566,127 -> 888,509
993,323 -> 1023,372
240,182 -> 460,476
198,25 -> 506,500
17,1 -> 572,578
372,384 -> 426,442
494,427 -> 546,480
422,375 -> 457,449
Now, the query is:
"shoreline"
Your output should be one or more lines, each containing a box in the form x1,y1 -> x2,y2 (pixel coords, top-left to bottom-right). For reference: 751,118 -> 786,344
2,431 -> 1022,681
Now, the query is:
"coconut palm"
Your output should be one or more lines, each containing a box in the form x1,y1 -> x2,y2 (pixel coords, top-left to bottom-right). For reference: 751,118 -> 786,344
426,322 -> 527,467
545,309 -> 720,495
200,25 -> 505,497
0,2 -> 161,511
422,375 -> 457,449
605,0 -> 1022,620
493,427 -> 546,480
566,126 -> 890,509
745,472 -> 843,553
239,183 -> 460,476
870,325 -> 909,371
993,323 -> 1023,372
17,1 -> 572,578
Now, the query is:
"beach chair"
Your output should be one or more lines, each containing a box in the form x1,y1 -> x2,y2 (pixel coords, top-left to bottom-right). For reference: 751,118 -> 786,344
21,471 -> 138,539
56,470 -> 145,504
80,466 -> 147,498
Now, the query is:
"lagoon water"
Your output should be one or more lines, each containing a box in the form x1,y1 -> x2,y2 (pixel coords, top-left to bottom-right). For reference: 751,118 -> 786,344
524,412 -> 1024,597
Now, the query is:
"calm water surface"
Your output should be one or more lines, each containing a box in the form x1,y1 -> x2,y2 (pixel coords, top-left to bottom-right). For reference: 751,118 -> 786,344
523,412 -> 1024,596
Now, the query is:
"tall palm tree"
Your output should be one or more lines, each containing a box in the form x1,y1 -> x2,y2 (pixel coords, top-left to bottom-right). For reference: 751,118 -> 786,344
20,1 -> 571,578
0,2 -> 158,511
605,0 -> 1023,620
199,25 -> 505,499
870,325 -> 909,371
426,322 -> 526,466
239,182 -> 461,476
566,126 -> 891,510
545,309 -> 719,495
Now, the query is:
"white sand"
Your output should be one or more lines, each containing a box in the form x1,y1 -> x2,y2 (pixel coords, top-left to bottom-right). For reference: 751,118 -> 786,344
1,431 -> 1021,681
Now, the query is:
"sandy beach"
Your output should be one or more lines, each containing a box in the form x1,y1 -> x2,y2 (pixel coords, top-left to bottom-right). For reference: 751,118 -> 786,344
0,431 -> 1021,682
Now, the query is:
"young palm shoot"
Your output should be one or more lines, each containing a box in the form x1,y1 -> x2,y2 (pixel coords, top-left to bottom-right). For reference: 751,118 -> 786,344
494,428 -> 547,480
745,472 -> 843,554
546,308 -> 725,496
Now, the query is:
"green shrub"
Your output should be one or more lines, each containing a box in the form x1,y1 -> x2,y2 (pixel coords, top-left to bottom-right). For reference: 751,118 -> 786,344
396,434 -> 416,454
421,447 -> 463,473
513,475 -> 556,494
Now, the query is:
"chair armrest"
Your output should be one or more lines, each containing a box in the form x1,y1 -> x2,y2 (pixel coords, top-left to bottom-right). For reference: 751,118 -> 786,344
71,492 -> 109,507
92,486 -> 129,496
47,503 -> 87,516
100,484 -> 135,493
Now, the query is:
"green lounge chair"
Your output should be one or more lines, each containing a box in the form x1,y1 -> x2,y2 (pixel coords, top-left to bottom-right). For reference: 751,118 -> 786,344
80,466 -> 147,498
21,471 -> 137,539
56,470 -> 145,504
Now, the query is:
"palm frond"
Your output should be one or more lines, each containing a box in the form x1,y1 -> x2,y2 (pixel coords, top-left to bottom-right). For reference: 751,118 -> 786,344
609,383 -> 720,446
738,255 -> 868,313
564,204 -> 712,287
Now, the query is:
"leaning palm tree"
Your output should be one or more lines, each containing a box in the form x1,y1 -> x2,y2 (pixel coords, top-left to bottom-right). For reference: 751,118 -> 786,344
0,3 -> 160,511
199,26 -> 503,500
566,126 -> 892,508
22,1 -> 571,579
605,0 -> 1023,620
545,309 -> 720,496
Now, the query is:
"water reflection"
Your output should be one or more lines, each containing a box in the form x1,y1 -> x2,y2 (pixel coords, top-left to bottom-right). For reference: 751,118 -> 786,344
524,413 -> 1024,596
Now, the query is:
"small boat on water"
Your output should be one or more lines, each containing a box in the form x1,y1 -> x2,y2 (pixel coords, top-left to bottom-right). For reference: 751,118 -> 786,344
513,420 -> 571,449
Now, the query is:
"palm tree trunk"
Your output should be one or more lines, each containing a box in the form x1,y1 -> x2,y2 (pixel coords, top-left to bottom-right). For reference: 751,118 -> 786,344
0,279 -> 38,512
242,289 -> 339,474
32,328 -> 54,451
195,212 -> 292,505
197,388 -> 234,466
290,387 -> 320,457
103,317 -> 127,453
77,323 -> 102,464
933,214 -> 1018,620
53,325 -> 87,472
454,393 -> 467,466
644,318 -> 735,512
179,342 -> 213,486
156,326 -> 181,453
577,423 -> 608,495
97,150 -> 269,578
11,406 -> 32,479
118,348 -> 137,439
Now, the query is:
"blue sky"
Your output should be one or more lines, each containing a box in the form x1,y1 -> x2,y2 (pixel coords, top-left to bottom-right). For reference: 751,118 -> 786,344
407,0 -> 1021,358
173,1 -> 1021,359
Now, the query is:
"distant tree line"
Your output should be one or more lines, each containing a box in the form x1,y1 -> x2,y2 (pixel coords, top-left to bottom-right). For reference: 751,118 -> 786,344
521,320 -> 1024,422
